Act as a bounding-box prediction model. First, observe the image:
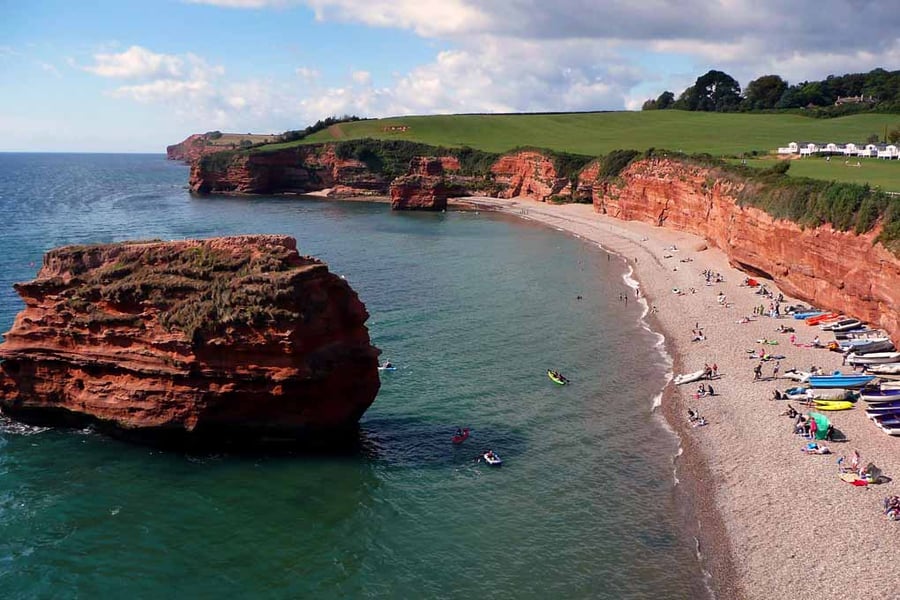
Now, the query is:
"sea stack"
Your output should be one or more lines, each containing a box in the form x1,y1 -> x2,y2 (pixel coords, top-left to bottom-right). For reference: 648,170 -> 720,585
0,235 -> 381,447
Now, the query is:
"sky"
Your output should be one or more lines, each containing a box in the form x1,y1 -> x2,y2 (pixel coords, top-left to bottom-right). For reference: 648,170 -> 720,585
2,0 -> 899,152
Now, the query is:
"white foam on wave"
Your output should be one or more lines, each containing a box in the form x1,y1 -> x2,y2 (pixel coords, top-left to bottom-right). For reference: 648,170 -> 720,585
0,414 -> 50,436
621,263 -> 674,413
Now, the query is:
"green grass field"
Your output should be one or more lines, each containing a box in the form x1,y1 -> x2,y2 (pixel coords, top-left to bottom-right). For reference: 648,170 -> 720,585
274,111 -> 900,157
250,111 -> 900,189
730,156 -> 900,192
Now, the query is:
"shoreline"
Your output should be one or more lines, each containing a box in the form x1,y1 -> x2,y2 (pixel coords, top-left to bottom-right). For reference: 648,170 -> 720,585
451,196 -> 900,600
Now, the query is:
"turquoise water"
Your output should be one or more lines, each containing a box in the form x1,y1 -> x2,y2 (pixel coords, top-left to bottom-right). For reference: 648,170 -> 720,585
0,154 -> 706,598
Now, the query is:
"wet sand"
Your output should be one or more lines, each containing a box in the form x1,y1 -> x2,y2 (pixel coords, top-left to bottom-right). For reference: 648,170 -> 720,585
454,197 -> 900,600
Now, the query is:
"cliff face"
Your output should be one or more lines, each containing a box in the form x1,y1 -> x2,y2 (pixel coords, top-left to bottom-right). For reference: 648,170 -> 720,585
187,144 -> 565,203
189,146 -> 387,196
490,151 -> 568,200
167,134 -> 209,162
594,158 -> 900,341
0,235 -> 381,446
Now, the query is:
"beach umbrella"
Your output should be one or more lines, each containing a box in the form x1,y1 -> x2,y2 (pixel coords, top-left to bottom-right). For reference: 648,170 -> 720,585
810,412 -> 831,440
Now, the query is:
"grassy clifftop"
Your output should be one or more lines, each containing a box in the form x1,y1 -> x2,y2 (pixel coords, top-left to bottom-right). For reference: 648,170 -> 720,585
282,111 -> 900,156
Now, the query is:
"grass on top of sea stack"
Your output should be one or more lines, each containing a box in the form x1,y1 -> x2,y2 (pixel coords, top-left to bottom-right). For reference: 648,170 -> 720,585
285,111 -> 900,157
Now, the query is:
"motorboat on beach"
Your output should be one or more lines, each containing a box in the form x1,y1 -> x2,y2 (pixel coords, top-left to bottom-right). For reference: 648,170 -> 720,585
840,339 -> 895,354
674,370 -> 706,385
861,388 -> 900,402
848,352 -> 900,365
805,388 -> 856,400
866,363 -> 900,375
822,318 -> 863,332
808,372 -> 876,389
834,328 -> 878,340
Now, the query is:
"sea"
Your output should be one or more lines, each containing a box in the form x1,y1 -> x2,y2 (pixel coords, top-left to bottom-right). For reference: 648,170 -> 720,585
0,153 -> 707,598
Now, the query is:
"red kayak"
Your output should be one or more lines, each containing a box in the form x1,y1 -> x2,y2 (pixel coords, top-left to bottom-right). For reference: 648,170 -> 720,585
452,428 -> 470,444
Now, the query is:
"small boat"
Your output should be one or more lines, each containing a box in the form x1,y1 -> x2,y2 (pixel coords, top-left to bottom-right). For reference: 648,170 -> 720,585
813,400 -> 855,411
865,403 -> 900,417
452,428 -> 470,444
861,388 -> 900,402
805,388 -> 855,400
674,370 -> 705,385
808,373 -> 876,389
845,340 -> 896,355
872,414 -> 900,427
547,370 -> 569,385
794,310 -> 825,320
822,318 -> 862,332
834,328 -> 877,340
483,451 -> 502,466
848,352 -> 900,365
866,363 -> 900,375
806,312 -> 840,325
783,369 -> 813,383
378,361 -> 397,371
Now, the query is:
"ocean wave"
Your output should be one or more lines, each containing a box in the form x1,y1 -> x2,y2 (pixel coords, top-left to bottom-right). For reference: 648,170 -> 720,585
0,414 -> 50,436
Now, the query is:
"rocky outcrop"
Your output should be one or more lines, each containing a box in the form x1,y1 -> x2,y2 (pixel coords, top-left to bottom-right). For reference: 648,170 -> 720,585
593,158 -> 900,341
189,146 -> 387,196
167,134 -> 209,162
0,235 -> 381,446
390,157 -> 451,210
490,151 -> 568,201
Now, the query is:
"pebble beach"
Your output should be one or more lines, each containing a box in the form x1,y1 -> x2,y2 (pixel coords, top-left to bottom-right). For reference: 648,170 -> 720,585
458,197 -> 900,600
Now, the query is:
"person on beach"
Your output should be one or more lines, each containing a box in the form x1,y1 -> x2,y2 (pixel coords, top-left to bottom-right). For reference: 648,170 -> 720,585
808,415 -> 818,439
773,361 -> 780,380
712,363 -> 718,378
754,362 -> 763,380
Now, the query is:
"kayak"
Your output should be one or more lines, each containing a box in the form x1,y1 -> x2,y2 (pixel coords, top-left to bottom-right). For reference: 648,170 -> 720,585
806,312 -> 840,325
452,428 -> 470,444
813,400 -> 855,411
547,370 -> 569,385
483,452 -> 502,466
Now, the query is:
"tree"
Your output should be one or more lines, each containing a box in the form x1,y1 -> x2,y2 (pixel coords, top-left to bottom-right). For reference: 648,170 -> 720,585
641,98 -> 658,110
888,127 -> 900,144
676,70 -> 741,111
742,75 -> 788,110
656,90 -> 675,110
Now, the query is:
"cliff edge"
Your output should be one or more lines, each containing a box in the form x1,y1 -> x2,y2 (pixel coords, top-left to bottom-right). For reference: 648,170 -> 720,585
593,157 -> 900,341
0,235 -> 381,446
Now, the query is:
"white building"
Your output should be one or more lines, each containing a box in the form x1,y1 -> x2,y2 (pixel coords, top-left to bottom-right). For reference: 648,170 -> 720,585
777,142 -> 799,155
799,143 -> 819,156
843,143 -> 859,156
877,144 -> 899,159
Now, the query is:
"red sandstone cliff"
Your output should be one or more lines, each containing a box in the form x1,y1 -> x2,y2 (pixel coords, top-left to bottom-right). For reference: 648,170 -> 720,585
0,235 -> 381,445
490,151 -> 569,201
167,134 -> 209,162
390,157 -> 454,210
189,145 -> 387,196
593,158 -> 900,341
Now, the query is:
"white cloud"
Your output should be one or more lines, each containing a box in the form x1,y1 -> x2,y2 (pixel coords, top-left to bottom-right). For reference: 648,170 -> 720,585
351,70 -> 371,85
110,79 -> 210,103
82,45 -> 187,79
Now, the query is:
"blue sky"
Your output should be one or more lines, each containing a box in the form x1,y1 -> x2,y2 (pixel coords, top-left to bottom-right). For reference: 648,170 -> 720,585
2,0 -> 899,152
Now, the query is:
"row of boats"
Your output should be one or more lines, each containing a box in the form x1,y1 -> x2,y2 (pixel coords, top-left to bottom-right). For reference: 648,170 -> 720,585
787,311 -> 900,435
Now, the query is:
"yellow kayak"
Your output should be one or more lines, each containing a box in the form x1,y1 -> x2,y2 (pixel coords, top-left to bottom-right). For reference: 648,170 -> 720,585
547,370 -> 569,385
813,400 -> 855,411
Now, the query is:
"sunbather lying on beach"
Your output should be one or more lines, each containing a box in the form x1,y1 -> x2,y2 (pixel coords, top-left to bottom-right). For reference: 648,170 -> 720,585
802,442 -> 831,455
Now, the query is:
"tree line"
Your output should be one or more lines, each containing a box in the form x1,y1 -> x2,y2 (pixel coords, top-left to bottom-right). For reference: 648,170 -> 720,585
642,68 -> 900,115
